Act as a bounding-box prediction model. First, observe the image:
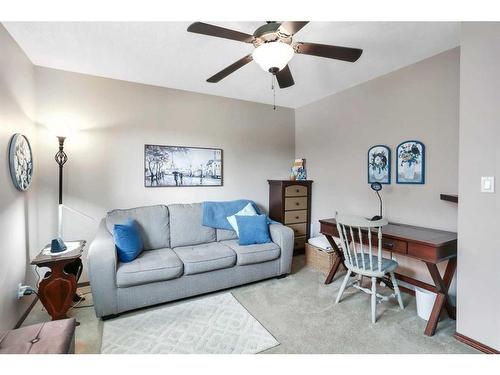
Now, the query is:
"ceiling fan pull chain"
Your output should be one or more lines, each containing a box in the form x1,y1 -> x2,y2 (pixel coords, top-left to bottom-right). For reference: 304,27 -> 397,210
272,74 -> 276,110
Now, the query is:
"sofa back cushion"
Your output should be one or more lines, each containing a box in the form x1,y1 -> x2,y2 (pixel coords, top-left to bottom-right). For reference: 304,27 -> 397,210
106,205 -> 169,250
216,229 -> 238,241
168,203 -> 216,248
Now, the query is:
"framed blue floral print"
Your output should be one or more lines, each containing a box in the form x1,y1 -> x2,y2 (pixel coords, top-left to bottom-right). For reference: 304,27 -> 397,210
368,145 -> 391,184
396,140 -> 425,184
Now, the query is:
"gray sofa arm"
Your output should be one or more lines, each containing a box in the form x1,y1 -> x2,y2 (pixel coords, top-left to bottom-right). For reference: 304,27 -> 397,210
269,223 -> 294,275
87,219 -> 118,317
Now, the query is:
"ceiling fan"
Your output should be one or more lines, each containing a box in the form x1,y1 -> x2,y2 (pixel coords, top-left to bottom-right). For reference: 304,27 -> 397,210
187,21 -> 363,89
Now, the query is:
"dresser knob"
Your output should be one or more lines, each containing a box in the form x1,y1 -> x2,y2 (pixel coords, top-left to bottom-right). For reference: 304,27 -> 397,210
295,216 -> 299,219
296,189 -> 300,193
296,202 -> 300,206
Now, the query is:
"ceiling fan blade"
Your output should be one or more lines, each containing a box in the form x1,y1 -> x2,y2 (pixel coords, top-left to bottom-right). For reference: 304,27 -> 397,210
207,54 -> 253,83
295,42 -> 363,62
279,21 -> 309,36
187,22 -> 254,43
275,65 -> 295,89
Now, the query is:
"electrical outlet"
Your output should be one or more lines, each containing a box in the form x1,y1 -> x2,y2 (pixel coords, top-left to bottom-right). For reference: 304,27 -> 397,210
17,283 -> 26,299
17,283 -> 35,299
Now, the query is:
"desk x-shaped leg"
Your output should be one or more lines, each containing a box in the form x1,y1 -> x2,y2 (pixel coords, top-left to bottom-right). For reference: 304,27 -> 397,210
424,258 -> 457,336
324,235 -> 346,285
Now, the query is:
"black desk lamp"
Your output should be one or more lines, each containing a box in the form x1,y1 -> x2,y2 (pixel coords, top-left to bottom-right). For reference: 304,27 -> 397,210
370,182 -> 383,221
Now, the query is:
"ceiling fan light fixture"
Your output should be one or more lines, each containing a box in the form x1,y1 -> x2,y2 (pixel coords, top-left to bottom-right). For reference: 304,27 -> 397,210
252,42 -> 294,73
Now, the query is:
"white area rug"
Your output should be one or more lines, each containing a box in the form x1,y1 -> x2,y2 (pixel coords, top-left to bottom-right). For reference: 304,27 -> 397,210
101,293 -> 279,354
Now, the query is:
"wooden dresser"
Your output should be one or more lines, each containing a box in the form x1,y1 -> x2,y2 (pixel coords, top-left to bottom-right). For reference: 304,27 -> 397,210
268,180 -> 313,253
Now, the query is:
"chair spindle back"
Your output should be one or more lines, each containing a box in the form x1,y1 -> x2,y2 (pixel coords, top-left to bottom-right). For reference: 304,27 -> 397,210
335,213 -> 388,272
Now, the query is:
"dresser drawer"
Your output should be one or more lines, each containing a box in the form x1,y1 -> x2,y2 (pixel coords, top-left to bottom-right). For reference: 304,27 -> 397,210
285,196 -> 308,210
294,236 -> 307,250
285,185 -> 308,197
284,210 -> 308,224
287,223 -> 307,237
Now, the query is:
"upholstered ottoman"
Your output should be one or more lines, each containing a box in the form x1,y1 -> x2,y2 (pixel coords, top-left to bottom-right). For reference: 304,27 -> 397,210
0,318 -> 76,354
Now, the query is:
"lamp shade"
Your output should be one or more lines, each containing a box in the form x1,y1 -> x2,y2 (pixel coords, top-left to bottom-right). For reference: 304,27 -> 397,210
252,42 -> 294,72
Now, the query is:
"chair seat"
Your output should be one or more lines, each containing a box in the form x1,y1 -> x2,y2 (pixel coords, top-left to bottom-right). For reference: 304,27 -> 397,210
221,239 -> 280,265
350,254 -> 398,275
173,242 -> 236,275
117,248 -> 183,287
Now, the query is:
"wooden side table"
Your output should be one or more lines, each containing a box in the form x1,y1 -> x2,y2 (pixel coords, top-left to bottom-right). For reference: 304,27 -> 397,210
31,241 -> 86,321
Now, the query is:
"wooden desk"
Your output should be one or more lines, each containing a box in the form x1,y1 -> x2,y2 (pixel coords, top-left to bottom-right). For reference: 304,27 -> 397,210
319,218 -> 457,336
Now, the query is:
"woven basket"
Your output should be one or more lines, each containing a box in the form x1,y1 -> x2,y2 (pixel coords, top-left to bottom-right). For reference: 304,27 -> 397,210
305,242 -> 338,275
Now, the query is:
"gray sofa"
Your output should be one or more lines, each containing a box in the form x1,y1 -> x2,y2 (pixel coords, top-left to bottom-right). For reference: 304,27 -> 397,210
88,203 -> 294,318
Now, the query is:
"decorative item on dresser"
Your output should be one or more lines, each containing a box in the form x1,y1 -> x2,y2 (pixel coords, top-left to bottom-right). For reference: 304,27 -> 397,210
268,180 -> 313,254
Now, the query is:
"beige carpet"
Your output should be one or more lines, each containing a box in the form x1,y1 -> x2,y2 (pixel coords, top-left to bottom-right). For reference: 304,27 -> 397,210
101,293 -> 279,354
22,255 -> 478,354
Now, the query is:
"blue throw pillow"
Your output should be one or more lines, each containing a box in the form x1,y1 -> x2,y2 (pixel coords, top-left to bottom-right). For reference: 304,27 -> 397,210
113,219 -> 143,262
236,214 -> 272,246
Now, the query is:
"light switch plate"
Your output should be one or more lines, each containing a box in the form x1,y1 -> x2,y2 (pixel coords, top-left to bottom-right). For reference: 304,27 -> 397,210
481,176 -> 495,193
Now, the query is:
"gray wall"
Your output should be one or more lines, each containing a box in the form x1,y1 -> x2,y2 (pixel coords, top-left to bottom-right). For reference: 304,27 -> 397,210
34,67 -> 295,282
295,48 -> 460,288
457,22 -> 500,350
0,25 -> 38,331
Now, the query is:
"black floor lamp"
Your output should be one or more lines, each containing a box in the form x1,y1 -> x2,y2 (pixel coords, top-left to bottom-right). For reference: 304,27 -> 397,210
51,133 -> 95,253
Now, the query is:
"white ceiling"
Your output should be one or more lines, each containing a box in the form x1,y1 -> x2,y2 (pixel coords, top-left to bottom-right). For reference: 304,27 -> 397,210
4,22 -> 460,108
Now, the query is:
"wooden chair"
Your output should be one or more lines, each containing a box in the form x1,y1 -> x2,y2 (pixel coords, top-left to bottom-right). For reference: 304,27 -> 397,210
335,213 -> 404,323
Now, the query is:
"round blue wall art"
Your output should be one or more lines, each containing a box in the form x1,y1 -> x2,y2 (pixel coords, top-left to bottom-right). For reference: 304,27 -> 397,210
8,133 -> 33,191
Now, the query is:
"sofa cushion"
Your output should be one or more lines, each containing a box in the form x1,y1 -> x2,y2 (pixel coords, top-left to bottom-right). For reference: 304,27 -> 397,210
116,248 -> 183,287
168,203 -> 216,248
106,205 -> 169,250
226,202 -> 257,236
173,242 -> 236,275
236,214 -> 272,246
216,228 -> 238,241
221,239 -> 281,266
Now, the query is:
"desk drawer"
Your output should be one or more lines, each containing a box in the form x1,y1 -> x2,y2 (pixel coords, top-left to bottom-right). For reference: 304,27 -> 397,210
285,197 -> 308,210
285,185 -> 308,197
287,223 -> 307,236
355,234 -> 407,254
381,238 -> 407,254
285,210 -> 307,224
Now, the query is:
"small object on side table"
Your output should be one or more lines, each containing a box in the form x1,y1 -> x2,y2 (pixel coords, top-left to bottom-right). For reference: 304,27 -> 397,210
51,237 -> 67,253
31,240 -> 86,322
